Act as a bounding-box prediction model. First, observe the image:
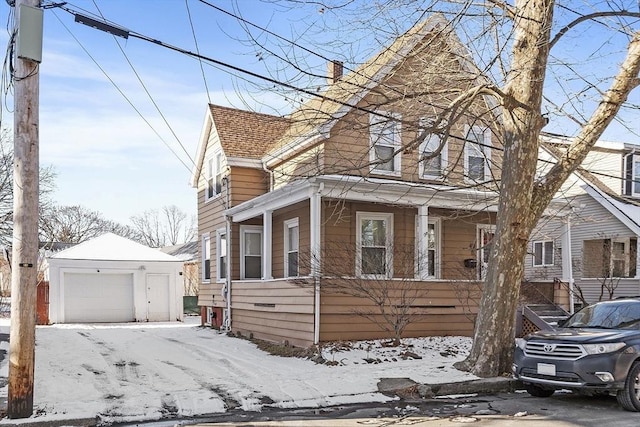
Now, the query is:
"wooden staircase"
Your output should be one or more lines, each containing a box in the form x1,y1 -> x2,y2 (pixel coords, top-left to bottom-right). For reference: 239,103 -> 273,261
516,303 -> 570,337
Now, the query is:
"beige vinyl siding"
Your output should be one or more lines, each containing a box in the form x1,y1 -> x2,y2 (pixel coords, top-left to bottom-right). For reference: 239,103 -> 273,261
319,281 -> 480,341
230,280 -> 315,347
272,201 -> 310,278
197,165 -> 269,308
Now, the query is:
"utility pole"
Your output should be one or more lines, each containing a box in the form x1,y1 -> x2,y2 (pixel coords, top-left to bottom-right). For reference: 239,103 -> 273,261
8,0 -> 42,418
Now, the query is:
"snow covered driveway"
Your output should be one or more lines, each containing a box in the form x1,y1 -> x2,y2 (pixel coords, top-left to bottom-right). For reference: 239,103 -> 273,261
0,318 -> 476,425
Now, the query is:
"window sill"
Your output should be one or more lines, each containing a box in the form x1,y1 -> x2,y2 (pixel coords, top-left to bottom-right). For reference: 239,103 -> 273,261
370,169 -> 401,178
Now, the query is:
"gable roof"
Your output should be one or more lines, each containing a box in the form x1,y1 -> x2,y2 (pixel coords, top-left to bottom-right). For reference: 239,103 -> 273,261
191,13 -> 493,182
539,135 -> 640,235
49,233 -> 180,262
190,104 -> 290,187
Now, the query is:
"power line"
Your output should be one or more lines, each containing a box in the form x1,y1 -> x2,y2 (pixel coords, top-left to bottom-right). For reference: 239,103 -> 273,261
53,3 -> 640,191
91,0 -> 196,168
50,10 -> 195,173
185,0 -> 211,105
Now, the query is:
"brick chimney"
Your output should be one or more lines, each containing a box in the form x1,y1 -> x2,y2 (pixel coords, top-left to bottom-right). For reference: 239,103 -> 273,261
327,60 -> 343,85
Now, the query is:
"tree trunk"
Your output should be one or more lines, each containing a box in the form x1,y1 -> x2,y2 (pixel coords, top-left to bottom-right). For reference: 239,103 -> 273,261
456,0 -> 555,377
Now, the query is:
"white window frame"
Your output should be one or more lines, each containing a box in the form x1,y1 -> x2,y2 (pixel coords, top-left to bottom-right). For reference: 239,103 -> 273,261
205,151 -> 224,202
464,125 -> 491,183
284,218 -> 300,278
418,118 -> 447,179
624,153 -> 640,197
240,225 -> 263,280
533,240 -> 554,267
356,212 -> 394,278
477,224 -> 496,280
369,111 -> 402,176
201,233 -> 211,283
415,216 -> 441,279
216,229 -> 227,282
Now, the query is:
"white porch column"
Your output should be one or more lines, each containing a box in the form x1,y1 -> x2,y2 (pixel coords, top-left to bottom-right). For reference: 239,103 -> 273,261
310,189 -> 321,344
561,216 -> 575,313
263,210 -> 273,280
417,205 -> 429,280
636,237 -> 640,280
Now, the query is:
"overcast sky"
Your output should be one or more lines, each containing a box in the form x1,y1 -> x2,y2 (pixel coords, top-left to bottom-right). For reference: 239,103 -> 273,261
0,1 -> 638,225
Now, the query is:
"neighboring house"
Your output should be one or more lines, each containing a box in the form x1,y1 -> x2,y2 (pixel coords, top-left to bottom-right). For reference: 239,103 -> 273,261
45,233 -> 184,324
160,240 -> 199,296
190,15 -> 509,347
524,135 -> 640,311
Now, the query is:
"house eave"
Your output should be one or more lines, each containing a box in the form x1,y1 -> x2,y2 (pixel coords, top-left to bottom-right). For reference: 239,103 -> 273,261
225,175 -> 503,222
584,185 -> 640,236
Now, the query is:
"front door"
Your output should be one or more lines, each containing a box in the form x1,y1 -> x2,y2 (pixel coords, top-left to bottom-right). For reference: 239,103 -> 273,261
477,225 -> 496,280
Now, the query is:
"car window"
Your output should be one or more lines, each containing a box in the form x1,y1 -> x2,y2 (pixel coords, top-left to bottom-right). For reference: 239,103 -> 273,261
564,301 -> 640,329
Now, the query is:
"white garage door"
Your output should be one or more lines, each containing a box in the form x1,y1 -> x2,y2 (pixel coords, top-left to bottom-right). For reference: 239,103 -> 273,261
63,272 -> 135,323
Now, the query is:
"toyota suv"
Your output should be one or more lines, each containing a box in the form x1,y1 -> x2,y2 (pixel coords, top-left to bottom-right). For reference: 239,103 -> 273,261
513,298 -> 640,411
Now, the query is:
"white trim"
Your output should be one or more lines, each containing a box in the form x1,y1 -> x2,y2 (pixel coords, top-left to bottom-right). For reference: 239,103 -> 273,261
201,233 -> 211,283
310,191 -> 321,345
215,228 -> 227,283
477,224 -> 496,280
205,150 -> 224,202
240,225 -> 263,280
263,211 -> 273,280
532,240 -> 554,267
624,153 -> 640,197
369,111 -> 402,176
226,157 -> 263,168
190,108 -> 214,188
264,132 -> 327,168
356,212 -> 394,278
284,217 -> 300,278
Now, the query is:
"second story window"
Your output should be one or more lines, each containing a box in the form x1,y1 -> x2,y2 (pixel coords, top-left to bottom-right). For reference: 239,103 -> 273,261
624,153 -> 640,197
465,126 -> 491,182
206,151 -> 223,201
419,118 -> 447,179
369,112 -> 401,175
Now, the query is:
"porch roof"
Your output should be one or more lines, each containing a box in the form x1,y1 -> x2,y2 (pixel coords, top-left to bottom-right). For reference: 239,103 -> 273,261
224,175 -> 500,222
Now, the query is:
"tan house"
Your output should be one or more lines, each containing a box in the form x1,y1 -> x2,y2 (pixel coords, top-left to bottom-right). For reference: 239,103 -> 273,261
190,15 -> 507,347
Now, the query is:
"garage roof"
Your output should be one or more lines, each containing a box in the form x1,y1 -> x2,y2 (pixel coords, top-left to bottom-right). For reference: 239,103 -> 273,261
50,233 -> 180,262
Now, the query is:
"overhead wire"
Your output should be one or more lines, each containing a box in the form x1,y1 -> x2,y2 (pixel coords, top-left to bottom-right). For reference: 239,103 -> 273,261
52,2 -> 639,190
50,9 -> 194,173
185,0 -> 211,105
90,0 -> 196,168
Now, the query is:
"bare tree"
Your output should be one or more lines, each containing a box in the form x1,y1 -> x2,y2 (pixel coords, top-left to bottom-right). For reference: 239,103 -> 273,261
39,204 -> 137,244
0,130 -> 56,246
240,0 -> 640,377
130,205 -> 196,247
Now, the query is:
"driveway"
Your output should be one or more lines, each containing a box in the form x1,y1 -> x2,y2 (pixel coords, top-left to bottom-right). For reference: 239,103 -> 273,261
0,318 -> 475,425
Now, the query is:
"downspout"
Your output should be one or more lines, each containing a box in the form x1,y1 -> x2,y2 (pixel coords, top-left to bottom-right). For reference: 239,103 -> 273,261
223,176 -> 232,330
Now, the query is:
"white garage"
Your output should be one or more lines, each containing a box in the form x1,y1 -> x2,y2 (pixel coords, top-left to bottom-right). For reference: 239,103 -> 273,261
46,233 -> 184,324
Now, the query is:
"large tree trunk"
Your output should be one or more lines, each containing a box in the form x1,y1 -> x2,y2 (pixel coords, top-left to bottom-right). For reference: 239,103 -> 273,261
456,0 -> 555,377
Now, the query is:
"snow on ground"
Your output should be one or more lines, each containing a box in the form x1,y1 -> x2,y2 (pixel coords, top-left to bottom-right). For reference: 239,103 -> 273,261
0,317 -> 477,425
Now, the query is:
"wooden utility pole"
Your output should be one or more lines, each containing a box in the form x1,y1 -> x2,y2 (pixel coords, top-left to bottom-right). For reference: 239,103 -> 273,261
8,0 -> 41,418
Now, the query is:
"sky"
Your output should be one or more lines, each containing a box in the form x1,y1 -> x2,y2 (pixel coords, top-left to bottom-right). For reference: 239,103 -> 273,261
0,317 -> 477,424
0,1 -> 638,226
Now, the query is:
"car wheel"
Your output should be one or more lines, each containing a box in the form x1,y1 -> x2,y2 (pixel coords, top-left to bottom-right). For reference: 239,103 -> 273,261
617,362 -> 640,411
525,383 -> 555,397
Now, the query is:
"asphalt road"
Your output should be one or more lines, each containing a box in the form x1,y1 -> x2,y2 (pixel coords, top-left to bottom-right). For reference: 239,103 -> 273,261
169,390 -> 640,427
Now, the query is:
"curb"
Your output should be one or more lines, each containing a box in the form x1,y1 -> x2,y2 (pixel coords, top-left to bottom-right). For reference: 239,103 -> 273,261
0,417 -> 97,427
377,377 -> 523,399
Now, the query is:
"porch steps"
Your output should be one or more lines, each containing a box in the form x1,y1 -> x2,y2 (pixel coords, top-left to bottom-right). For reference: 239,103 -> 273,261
519,304 -> 570,335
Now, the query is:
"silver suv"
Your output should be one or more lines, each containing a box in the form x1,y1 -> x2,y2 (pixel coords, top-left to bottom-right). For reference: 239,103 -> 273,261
513,298 -> 640,411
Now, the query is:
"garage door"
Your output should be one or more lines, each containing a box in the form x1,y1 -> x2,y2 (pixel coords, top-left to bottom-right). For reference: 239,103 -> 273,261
63,272 -> 135,323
